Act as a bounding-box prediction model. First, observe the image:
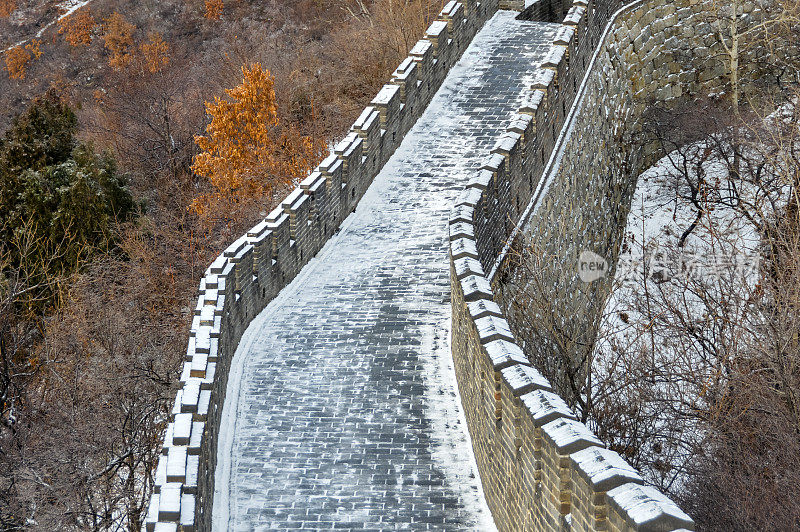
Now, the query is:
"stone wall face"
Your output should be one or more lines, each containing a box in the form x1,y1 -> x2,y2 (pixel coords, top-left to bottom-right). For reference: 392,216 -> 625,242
516,0 -> 736,368
143,1 -> 500,530
446,0 -> 762,529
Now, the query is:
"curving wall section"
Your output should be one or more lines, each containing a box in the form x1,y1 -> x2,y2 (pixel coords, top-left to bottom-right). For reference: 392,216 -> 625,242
142,1 -> 502,530
142,0 -> 762,527
503,0 -> 755,386
445,0 -> 750,529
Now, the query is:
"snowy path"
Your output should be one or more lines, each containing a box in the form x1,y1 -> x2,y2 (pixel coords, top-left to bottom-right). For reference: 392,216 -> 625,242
213,12 -> 558,531
2,0 -> 94,53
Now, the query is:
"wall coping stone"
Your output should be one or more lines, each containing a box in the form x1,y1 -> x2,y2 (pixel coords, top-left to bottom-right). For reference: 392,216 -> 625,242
503,365 -> 552,394
570,446 -> 644,491
483,338 -> 529,369
542,417 -> 605,454
608,483 -> 695,530
467,298 -> 504,320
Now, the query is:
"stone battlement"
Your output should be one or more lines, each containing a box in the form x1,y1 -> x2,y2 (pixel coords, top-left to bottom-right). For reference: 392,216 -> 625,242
143,1 -> 502,530
445,0 -> 725,529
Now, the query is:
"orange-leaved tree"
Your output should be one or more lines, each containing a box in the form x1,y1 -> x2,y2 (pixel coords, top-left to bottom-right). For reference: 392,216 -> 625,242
191,63 -> 326,221
139,32 -> 169,73
3,40 -> 39,80
0,0 -> 15,18
26,39 -> 42,59
205,0 -> 224,20
4,45 -> 29,79
58,7 -> 96,46
102,12 -> 135,70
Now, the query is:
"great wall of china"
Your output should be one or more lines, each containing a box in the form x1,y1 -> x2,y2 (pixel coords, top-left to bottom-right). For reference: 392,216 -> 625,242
142,0 -> 761,529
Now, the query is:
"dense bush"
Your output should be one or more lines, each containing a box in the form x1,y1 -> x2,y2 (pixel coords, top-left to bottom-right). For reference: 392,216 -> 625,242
0,90 -> 135,306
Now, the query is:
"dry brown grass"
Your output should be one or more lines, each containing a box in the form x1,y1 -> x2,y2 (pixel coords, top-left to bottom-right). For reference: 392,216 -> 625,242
0,0 -> 445,528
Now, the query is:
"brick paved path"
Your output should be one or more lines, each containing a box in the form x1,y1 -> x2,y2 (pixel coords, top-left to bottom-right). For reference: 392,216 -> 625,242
213,12 -> 558,531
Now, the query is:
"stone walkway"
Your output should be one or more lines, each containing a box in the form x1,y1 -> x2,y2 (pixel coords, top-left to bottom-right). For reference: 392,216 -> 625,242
213,12 -> 559,531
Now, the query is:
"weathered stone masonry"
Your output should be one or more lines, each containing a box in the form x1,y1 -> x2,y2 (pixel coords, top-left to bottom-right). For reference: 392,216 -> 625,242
143,1 -> 502,530
445,0 -> 757,529
143,0 -> 759,528
511,0 -> 750,351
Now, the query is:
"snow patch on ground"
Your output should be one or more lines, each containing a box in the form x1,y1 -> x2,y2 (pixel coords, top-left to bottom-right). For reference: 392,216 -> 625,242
597,142 -> 763,364
591,136 -> 775,489
2,0 -> 94,53
422,317 -> 498,532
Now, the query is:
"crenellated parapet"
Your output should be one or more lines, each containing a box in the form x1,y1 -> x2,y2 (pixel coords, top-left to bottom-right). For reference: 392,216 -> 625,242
143,1 -> 503,530
446,0 -> 718,530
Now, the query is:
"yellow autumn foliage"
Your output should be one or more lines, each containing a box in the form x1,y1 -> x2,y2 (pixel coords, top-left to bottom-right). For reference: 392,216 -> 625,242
102,12 -> 135,70
140,32 -> 169,73
205,0 -> 224,20
0,0 -> 16,18
4,45 -> 29,79
191,63 -> 325,220
26,39 -> 43,59
58,7 -> 96,46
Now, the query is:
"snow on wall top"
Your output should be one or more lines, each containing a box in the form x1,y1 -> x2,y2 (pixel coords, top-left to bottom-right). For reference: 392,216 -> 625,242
447,0 -> 697,529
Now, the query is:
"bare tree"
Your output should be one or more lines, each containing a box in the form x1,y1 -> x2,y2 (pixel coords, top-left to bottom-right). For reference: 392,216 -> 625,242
504,86 -> 800,528
708,0 -> 800,115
